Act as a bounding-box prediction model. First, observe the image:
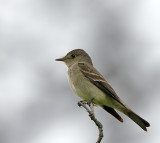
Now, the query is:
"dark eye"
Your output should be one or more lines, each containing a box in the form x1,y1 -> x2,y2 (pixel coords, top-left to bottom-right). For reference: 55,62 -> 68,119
71,54 -> 76,59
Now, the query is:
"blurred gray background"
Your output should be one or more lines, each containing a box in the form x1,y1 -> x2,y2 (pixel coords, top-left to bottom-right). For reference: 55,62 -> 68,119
0,0 -> 160,143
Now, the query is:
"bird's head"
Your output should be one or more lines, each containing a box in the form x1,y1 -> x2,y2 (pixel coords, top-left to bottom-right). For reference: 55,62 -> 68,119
56,49 -> 93,67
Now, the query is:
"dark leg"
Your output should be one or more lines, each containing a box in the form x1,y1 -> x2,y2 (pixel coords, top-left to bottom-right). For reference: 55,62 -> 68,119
87,98 -> 94,107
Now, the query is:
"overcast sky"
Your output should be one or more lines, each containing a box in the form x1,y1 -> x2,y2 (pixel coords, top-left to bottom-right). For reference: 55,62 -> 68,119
0,0 -> 160,143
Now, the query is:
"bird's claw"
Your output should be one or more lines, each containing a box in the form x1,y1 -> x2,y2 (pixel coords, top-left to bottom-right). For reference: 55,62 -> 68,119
87,98 -> 94,107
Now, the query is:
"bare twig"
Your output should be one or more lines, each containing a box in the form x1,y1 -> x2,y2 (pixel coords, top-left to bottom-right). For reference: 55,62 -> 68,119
78,101 -> 104,143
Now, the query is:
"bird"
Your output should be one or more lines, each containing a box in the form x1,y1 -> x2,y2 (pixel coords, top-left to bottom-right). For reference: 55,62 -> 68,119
56,49 -> 150,131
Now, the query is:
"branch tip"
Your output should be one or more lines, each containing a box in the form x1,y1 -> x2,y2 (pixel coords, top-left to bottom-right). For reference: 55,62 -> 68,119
77,101 -> 104,143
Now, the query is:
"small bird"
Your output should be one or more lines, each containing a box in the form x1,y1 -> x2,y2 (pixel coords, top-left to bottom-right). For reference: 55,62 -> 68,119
56,49 -> 150,131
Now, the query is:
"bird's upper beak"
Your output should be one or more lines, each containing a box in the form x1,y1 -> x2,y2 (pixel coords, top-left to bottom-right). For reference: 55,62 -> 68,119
55,57 -> 66,61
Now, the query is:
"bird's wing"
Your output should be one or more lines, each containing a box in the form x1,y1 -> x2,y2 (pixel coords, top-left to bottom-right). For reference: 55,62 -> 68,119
102,105 -> 123,122
78,62 -> 125,107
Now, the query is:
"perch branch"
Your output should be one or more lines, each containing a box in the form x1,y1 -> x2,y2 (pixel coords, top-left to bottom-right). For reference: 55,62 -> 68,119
78,101 -> 103,143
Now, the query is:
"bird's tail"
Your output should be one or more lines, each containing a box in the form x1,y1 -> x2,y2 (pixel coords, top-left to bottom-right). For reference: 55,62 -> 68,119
124,108 -> 150,131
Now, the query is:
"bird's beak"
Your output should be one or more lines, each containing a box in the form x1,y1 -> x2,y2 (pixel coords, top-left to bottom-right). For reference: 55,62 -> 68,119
55,57 -> 66,61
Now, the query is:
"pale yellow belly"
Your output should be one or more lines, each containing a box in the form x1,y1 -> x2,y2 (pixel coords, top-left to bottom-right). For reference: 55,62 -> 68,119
69,74 -> 114,107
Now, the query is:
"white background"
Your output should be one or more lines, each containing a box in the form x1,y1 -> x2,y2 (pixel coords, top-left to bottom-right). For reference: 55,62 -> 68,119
0,0 -> 160,143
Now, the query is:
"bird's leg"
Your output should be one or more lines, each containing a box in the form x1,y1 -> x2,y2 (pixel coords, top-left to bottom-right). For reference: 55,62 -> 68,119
78,99 -> 95,113
87,98 -> 94,106
87,98 -> 95,114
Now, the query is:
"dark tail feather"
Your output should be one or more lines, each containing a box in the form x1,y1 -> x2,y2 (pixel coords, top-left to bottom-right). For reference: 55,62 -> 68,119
102,105 -> 123,122
125,109 -> 150,131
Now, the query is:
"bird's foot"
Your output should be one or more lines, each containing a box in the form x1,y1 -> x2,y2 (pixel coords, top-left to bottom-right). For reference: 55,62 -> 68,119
78,99 -> 95,113
87,98 -> 94,107
79,100 -> 88,105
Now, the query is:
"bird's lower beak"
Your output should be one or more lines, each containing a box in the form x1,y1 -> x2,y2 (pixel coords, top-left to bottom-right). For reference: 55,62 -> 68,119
55,57 -> 66,61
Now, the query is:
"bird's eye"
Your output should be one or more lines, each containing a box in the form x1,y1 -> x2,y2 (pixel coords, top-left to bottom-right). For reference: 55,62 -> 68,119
71,54 -> 76,59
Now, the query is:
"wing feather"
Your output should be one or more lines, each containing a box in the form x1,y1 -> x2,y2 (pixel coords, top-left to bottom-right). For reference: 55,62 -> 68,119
78,62 -> 125,107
